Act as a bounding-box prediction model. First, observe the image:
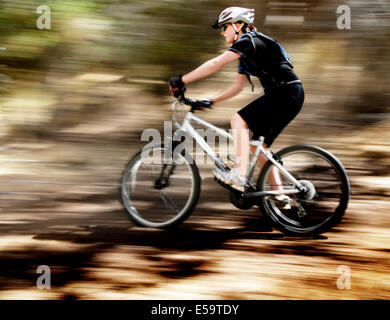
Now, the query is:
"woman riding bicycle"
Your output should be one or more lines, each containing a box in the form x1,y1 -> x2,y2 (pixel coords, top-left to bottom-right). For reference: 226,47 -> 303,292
169,7 -> 304,196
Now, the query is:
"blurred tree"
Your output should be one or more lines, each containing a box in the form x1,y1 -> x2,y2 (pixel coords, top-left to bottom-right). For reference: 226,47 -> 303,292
0,0 -> 389,136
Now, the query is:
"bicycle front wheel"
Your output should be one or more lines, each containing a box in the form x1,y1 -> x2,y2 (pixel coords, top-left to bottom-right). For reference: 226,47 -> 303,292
121,143 -> 200,229
257,144 -> 350,236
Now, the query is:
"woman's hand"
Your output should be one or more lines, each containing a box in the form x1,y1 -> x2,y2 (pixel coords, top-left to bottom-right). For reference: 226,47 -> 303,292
169,75 -> 186,98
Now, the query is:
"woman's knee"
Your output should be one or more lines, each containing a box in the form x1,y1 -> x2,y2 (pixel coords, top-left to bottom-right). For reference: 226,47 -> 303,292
230,113 -> 248,128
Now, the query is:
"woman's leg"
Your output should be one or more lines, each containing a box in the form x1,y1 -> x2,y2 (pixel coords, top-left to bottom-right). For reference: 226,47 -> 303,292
250,144 -> 283,190
231,112 -> 283,188
230,113 -> 249,178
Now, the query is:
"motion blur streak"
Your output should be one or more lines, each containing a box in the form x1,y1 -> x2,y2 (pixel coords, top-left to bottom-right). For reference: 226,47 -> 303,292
0,0 -> 389,299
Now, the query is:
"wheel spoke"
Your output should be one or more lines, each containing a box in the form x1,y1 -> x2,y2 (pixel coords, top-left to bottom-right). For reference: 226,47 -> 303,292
160,190 -> 180,214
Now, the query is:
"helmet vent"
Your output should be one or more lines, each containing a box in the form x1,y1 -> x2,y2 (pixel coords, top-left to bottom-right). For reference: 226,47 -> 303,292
221,11 -> 232,20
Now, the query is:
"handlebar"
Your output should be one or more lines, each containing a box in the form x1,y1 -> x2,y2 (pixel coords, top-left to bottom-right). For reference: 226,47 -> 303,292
178,96 -> 198,110
177,95 -> 212,112
171,95 -> 209,129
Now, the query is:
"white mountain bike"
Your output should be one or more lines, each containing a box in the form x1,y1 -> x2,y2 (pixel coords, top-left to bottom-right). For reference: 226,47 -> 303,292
120,97 -> 350,236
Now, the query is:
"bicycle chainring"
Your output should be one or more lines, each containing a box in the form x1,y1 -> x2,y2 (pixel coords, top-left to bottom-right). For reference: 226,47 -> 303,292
230,191 -> 253,210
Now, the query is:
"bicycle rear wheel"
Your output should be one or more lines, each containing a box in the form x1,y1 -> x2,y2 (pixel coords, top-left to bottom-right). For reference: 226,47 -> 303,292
257,144 -> 350,236
121,143 -> 200,228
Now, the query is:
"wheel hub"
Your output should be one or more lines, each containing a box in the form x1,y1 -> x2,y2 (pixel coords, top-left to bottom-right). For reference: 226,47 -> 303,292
154,178 -> 169,189
298,180 -> 316,201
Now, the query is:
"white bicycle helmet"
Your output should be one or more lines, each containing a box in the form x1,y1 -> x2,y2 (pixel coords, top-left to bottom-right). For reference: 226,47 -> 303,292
212,7 -> 255,29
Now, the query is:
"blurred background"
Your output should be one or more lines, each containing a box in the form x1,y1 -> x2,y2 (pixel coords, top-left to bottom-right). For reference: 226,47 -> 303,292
0,0 -> 389,299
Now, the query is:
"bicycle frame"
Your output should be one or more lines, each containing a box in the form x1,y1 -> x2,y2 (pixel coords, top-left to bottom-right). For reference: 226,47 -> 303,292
171,101 -> 306,197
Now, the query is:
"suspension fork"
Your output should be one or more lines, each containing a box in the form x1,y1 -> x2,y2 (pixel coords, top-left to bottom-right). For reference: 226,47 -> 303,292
154,163 -> 175,189
154,137 -> 184,189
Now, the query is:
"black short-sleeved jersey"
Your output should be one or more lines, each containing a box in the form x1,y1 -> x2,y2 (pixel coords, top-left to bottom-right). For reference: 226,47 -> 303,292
228,32 -> 299,91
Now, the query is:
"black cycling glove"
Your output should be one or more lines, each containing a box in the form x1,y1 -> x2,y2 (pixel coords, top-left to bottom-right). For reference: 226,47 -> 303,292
169,75 -> 186,98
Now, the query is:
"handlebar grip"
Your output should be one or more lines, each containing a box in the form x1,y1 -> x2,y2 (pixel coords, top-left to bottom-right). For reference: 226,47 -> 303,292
177,97 -> 212,111
178,96 -> 195,107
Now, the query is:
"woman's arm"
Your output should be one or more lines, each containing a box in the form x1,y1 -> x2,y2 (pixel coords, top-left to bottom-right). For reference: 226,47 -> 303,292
182,51 -> 240,84
212,73 -> 248,104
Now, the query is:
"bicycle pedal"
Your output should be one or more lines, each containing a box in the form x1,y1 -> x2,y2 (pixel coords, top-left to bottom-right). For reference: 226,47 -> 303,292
214,176 -> 224,184
216,179 -> 245,194
214,176 -> 226,186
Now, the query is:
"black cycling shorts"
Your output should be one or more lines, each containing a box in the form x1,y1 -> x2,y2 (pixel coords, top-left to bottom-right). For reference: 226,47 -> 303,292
238,83 -> 304,147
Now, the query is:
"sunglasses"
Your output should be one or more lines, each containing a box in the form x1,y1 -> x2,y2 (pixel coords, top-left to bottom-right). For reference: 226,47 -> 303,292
221,24 -> 229,32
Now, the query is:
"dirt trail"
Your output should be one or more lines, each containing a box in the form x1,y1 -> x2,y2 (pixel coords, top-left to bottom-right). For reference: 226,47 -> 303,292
0,88 -> 389,299
0,126 -> 389,300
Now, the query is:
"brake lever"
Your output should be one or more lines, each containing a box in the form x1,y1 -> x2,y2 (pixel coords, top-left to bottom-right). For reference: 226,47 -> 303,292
178,95 -> 186,103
